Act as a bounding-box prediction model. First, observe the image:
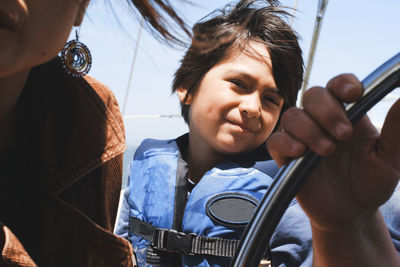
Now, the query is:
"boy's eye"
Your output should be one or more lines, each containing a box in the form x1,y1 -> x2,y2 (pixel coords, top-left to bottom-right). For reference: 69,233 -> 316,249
230,79 -> 248,90
263,95 -> 280,106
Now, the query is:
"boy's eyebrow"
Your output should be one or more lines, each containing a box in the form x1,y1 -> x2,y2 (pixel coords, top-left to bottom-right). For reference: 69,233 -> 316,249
227,70 -> 282,95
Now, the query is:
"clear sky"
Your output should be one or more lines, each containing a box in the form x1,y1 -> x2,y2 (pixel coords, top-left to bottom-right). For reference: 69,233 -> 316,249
76,0 -> 400,149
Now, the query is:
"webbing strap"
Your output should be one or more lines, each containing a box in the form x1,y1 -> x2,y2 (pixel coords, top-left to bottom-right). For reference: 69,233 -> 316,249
130,217 -> 157,242
191,235 -> 239,257
130,217 -> 240,258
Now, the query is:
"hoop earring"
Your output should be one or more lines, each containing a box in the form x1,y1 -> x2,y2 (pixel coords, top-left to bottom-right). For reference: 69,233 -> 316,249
60,29 -> 92,77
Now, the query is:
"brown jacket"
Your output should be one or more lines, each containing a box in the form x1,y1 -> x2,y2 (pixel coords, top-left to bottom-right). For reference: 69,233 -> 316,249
0,59 -> 134,266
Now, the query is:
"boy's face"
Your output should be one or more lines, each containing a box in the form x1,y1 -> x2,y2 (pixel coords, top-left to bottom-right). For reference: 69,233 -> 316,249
179,41 -> 284,156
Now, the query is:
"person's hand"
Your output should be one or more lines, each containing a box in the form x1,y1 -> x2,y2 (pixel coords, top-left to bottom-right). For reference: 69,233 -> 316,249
268,73 -> 399,230
267,73 -> 400,266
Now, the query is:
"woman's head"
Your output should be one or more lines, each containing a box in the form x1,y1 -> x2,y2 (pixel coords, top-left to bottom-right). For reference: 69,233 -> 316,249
0,0 -> 191,79
173,0 -> 304,125
0,0 -> 89,78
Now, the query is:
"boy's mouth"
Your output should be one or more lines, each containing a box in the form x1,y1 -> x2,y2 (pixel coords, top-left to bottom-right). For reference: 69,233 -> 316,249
228,120 -> 255,133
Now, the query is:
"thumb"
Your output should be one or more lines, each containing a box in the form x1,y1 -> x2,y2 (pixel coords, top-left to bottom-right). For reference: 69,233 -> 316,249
377,98 -> 400,172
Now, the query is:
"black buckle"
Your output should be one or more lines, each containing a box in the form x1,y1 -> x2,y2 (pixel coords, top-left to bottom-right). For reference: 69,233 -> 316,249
155,229 -> 195,255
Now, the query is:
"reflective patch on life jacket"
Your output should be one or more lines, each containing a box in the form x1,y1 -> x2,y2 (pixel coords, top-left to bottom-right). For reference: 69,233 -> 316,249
206,192 -> 259,228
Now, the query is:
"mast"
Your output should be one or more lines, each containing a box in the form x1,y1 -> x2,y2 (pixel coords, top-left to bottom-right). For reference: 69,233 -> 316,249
300,0 -> 329,104
289,0 -> 299,26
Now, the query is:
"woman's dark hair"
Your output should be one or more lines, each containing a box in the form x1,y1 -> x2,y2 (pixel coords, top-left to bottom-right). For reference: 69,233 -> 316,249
128,0 -> 192,46
172,0 -> 304,124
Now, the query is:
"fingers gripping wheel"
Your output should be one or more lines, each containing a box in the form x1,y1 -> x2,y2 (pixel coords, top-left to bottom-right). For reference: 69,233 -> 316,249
231,52 -> 400,267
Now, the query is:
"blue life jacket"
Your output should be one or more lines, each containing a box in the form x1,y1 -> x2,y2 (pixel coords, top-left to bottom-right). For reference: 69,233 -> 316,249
124,135 -> 279,267
115,136 -> 400,267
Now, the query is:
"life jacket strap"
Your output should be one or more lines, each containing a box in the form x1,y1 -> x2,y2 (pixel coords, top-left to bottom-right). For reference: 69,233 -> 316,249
130,217 -> 240,258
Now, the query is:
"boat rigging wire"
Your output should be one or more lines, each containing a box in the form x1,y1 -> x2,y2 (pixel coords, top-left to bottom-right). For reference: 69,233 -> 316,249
122,20 -> 144,116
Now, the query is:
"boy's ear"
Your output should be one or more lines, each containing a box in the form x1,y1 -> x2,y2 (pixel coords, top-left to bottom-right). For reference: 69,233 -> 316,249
74,0 -> 90,26
177,87 -> 192,105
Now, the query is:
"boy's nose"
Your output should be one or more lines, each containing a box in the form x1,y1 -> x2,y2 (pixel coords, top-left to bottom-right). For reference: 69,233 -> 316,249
239,95 -> 261,118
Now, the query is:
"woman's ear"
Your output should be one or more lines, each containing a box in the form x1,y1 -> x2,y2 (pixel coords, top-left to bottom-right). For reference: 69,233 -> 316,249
74,0 -> 90,26
177,87 -> 192,105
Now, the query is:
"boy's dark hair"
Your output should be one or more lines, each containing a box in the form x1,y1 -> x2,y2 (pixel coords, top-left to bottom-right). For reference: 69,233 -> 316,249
172,0 -> 304,124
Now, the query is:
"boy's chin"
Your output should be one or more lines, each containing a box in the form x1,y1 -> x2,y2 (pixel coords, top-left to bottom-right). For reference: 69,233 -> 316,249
216,141 -> 257,156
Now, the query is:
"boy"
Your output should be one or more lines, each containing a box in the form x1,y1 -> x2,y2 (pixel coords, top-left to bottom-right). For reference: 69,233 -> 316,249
115,0 -> 303,266
116,0 -> 400,266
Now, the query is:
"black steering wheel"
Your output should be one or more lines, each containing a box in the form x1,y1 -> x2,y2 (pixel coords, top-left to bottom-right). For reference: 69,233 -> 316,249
231,52 -> 400,267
